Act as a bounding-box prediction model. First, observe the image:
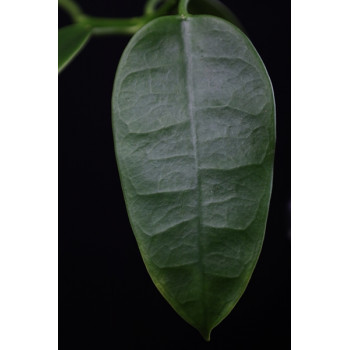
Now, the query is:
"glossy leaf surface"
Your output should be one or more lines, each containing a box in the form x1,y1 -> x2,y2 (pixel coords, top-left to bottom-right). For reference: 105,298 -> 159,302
112,15 -> 275,340
58,24 -> 91,73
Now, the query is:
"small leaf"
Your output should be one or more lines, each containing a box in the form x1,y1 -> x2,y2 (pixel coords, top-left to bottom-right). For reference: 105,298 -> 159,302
112,15 -> 275,340
58,24 -> 91,73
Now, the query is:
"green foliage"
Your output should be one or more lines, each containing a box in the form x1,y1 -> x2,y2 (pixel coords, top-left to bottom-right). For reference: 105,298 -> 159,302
59,0 -> 275,340
112,14 -> 275,340
58,0 -> 241,73
58,24 -> 91,73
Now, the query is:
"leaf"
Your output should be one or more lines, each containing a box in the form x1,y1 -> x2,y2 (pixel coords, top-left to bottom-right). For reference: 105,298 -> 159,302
112,15 -> 275,340
58,24 -> 91,73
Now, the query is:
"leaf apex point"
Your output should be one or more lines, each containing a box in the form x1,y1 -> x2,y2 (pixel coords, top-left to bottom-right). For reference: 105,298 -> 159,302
198,328 -> 211,342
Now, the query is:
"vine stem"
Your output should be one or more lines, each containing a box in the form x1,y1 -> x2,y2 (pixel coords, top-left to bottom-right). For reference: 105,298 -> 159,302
58,0 -> 86,22
144,0 -> 163,15
58,0 -> 177,35
178,0 -> 190,17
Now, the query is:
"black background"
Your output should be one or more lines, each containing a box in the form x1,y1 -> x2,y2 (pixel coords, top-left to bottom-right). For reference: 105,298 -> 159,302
59,1 -> 290,348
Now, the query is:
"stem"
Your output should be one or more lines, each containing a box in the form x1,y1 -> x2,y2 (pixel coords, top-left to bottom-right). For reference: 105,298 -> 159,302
144,0 -> 163,15
178,0 -> 190,17
58,0 -> 86,22
82,17 -> 147,36
59,0 -> 177,35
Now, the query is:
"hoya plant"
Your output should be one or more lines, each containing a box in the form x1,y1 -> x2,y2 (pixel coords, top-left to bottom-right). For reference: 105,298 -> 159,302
59,0 -> 275,341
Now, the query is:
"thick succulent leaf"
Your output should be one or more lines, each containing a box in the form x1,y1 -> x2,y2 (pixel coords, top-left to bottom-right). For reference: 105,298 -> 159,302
58,24 -> 91,73
112,15 -> 275,340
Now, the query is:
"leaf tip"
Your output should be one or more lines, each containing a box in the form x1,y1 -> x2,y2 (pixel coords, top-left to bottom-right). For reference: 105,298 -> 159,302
199,328 -> 212,342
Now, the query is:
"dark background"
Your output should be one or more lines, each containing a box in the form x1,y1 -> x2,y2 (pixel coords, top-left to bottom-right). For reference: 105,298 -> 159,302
59,1 -> 290,348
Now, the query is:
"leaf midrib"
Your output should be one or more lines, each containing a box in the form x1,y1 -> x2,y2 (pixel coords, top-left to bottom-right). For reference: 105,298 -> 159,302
181,18 -> 207,328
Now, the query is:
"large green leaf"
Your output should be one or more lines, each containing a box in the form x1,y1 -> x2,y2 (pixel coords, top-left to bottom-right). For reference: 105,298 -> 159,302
58,24 -> 91,73
112,15 -> 275,340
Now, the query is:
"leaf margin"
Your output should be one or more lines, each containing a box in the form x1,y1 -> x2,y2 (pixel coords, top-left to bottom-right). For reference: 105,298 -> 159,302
58,23 -> 92,74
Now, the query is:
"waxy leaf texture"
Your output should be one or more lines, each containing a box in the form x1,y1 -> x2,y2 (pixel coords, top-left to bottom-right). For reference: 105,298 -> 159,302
112,15 -> 275,340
